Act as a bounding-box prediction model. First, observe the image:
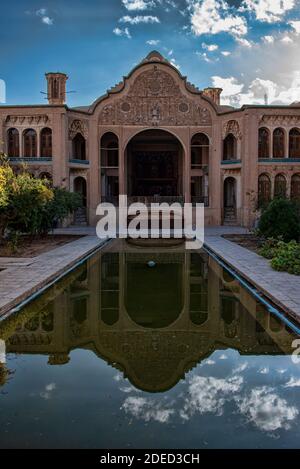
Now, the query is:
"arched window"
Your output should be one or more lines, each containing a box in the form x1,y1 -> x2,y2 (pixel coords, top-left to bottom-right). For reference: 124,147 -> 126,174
273,128 -> 285,158
274,174 -> 287,198
23,129 -> 37,157
258,173 -> 271,207
7,128 -> 19,157
223,134 -> 237,161
40,128 -> 52,158
258,128 -> 270,159
289,128 -> 300,158
72,133 -> 86,160
191,133 -> 209,169
291,174 -> 300,200
100,132 -> 119,167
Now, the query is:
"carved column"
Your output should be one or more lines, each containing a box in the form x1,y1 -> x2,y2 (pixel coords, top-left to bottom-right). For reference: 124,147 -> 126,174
285,129 -> 289,158
88,118 -> 100,225
270,129 -> 273,159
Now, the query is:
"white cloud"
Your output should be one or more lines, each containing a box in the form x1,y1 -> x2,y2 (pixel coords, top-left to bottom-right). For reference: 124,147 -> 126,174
290,20 -> 300,34
233,362 -> 248,373
40,382 -> 56,400
212,72 -> 300,106
180,375 -> 243,419
219,353 -> 228,360
120,15 -> 160,24
170,57 -> 181,69
205,359 -> 216,365
42,16 -> 53,25
242,0 -> 296,23
196,51 -> 213,63
284,377 -> 300,388
36,8 -> 47,16
212,76 -> 244,97
189,0 -> 248,38
259,367 -> 269,374
281,35 -> 293,44
236,37 -> 253,48
36,8 -> 54,25
113,27 -> 132,38
236,386 -> 298,431
221,51 -> 231,56
146,39 -> 160,45
122,0 -> 156,10
202,42 -> 219,51
263,35 -> 274,43
122,396 -> 174,423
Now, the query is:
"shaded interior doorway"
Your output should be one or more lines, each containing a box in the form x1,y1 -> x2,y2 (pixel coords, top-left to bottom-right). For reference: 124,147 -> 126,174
126,129 -> 183,201
223,177 -> 237,224
73,176 -> 87,225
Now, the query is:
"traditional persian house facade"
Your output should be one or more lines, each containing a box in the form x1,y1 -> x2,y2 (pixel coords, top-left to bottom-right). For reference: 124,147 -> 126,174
1,50 -> 300,227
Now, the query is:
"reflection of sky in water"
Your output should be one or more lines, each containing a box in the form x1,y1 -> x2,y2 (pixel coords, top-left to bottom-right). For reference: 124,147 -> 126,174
120,350 -> 300,439
1,249 -> 300,449
1,348 -> 300,448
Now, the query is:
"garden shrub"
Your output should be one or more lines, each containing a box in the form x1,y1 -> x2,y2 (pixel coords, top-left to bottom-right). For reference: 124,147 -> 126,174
270,241 -> 300,275
258,198 -> 300,242
258,237 -> 282,259
259,239 -> 300,275
0,153 -> 82,243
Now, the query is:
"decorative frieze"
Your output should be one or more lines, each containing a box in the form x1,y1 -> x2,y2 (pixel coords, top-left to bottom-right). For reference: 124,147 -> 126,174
5,115 -> 50,126
99,66 -> 212,126
259,115 -> 300,126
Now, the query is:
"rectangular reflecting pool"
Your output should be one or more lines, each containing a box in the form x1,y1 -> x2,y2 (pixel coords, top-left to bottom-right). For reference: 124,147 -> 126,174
0,240 -> 300,449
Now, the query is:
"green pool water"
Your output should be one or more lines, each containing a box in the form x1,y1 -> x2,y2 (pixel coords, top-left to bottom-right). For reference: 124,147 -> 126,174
0,241 -> 299,449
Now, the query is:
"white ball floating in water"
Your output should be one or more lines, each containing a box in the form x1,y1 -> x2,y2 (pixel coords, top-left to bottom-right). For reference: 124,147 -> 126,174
147,261 -> 156,268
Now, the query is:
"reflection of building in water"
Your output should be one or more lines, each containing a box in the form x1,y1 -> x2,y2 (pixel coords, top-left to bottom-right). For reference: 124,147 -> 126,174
2,245 -> 295,392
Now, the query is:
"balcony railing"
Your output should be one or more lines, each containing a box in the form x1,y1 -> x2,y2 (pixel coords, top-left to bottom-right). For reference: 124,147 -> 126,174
258,158 -> 300,163
8,157 -> 52,163
221,159 -> 241,165
101,196 -> 185,207
100,196 -> 209,207
69,159 -> 89,165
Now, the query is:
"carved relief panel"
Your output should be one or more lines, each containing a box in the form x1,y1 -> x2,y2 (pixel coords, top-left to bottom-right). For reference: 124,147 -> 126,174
99,66 -> 212,126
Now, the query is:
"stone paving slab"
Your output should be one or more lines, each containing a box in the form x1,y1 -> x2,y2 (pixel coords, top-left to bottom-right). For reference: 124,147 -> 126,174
204,235 -> 300,323
0,236 -> 107,318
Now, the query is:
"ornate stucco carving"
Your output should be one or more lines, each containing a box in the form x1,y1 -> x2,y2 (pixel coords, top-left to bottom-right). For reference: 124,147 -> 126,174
69,119 -> 88,139
5,115 -> 50,126
222,120 -> 242,140
99,66 -> 212,126
259,115 -> 300,126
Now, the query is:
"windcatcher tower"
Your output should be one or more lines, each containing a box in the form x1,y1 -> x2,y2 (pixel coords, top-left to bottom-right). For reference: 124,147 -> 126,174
45,72 -> 68,105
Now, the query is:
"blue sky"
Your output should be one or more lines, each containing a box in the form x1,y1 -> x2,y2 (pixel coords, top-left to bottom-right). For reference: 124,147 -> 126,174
1,0 -> 300,107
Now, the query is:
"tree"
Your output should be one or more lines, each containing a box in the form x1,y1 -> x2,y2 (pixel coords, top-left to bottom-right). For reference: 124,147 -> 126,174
0,153 -> 82,243
258,198 -> 300,242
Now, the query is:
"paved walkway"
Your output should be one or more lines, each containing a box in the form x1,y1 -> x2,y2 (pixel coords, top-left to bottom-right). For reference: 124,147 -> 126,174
205,235 -> 300,323
0,236 -> 106,318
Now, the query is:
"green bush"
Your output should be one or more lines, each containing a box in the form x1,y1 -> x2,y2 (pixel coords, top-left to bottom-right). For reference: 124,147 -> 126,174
259,239 -> 300,275
271,241 -> 300,275
40,187 -> 82,233
0,154 -> 82,242
258,237 -> 282,259
258,198 -> 300,242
